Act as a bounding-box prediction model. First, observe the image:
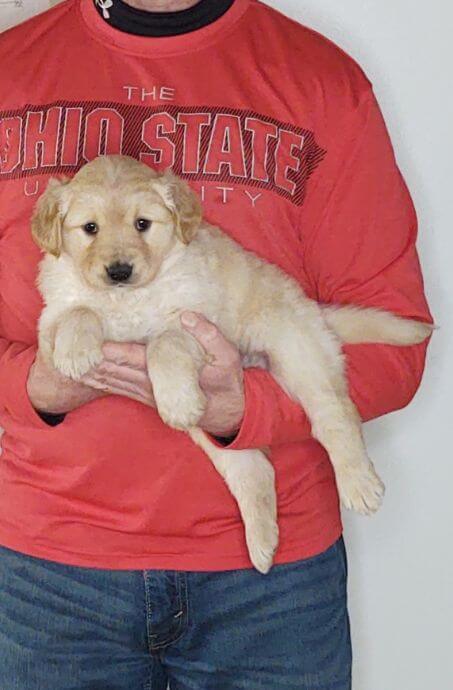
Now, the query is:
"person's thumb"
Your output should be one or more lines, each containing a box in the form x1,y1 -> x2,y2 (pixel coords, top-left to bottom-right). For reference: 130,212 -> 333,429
181,311 -> 225,357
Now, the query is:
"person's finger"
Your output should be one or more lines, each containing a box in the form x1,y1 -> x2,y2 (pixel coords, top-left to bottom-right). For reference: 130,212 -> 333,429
81,371 -> 154,398
180,312 -> 239,364
81,376 -> 154,407
103,385 -> 151,406
87,361 -> 150,386
101,341 -> 147,370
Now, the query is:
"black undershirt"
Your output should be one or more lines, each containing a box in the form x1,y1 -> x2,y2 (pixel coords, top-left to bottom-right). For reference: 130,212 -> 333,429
37,0 -> 237,443
38,410 -> 67,426
93,0 -> 235,37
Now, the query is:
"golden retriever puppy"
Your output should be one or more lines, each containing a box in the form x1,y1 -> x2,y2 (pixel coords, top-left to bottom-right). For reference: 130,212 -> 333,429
31,155 -> 432,573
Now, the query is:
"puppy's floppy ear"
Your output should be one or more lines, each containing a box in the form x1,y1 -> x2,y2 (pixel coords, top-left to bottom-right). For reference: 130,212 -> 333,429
153,171 -> 202,244
31,176 -> 71,257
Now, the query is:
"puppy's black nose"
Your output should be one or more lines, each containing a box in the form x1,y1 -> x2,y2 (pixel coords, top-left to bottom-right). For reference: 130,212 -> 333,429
106,262 -> 133,283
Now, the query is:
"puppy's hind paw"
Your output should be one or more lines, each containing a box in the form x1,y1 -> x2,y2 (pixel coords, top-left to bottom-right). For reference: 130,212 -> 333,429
243,492 -> 279,574
246,516 -> 279,575
337,461 -> 385,515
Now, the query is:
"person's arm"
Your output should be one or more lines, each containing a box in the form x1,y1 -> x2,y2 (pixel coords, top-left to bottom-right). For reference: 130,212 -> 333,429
0,335 -> 104,428
201,84 -> 432,451
0,339 -> 44,427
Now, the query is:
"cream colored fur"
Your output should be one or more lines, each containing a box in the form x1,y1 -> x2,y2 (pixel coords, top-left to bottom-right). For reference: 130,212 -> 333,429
31,155 -> 432,573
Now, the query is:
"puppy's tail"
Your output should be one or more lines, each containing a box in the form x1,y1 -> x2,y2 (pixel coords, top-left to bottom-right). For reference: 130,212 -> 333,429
321,304 -> 435,346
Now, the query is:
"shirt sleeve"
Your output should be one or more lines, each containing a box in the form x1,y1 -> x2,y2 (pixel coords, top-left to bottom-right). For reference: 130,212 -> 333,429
216,84 -> 433,451
0,338 -> 50,428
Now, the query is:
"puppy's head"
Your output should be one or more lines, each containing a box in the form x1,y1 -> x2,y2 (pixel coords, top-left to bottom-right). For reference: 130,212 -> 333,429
31,155 -> 202,289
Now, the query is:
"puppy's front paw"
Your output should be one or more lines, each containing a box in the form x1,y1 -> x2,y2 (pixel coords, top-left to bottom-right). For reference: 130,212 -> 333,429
154,376 -> 207,431
336,460 -> 385,515
53,331 -> 103,380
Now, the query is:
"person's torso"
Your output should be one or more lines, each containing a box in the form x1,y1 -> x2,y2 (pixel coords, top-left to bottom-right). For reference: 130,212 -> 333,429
0,0 -> 363,568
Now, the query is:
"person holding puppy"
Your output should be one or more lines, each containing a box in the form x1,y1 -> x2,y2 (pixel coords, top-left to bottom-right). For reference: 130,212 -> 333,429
0,1 -> 432,688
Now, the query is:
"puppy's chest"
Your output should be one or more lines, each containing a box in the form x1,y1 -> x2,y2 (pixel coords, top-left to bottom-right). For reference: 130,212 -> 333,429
98,290 -> 183,342
40,255 -> 219,342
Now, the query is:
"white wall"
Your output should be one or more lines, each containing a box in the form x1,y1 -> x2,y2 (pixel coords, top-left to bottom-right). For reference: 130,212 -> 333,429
1,2 -> 451,688
0,0 -> 56,32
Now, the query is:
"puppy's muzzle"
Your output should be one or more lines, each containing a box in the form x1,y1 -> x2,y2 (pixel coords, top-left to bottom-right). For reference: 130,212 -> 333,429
106,261 -> 134,283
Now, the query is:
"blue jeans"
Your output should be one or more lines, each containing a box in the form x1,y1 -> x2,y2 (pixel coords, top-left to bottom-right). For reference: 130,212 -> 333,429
0,538 -> 351,689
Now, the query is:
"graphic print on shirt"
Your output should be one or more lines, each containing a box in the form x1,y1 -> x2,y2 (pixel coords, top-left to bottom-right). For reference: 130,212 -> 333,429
0,101 -> 326,207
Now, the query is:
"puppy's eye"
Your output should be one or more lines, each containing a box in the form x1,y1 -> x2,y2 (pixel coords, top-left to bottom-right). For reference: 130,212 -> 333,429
135,218 -> 152,232
83,222 -> 98,235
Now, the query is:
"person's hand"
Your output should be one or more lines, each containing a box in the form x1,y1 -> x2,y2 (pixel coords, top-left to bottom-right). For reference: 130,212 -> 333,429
27,348 -> 105,414
79,342 -> 155,407
80,314 -> 245,438
181,311 -> 245,437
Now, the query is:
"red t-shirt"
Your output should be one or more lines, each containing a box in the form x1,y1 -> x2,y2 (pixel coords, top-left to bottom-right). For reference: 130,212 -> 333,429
0,0 -> 431,570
